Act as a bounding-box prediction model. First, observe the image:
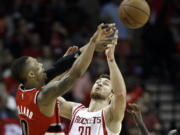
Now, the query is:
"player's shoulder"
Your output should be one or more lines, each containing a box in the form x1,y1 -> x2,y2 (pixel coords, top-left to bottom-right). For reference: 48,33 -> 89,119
72,104 -> 86,115
16,84 -> 40,103
17,84 -> 40,93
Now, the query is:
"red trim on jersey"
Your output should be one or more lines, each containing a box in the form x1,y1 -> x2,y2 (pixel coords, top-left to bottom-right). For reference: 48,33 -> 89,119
102,110 -> 108,135
72,105 -> 84,115
18,84 -> 36,92
67,105 -> 85,135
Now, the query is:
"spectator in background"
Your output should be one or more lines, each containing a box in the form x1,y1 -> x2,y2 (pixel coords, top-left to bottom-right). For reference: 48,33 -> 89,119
51,21 -> 69,56
0,62 -> 19,135
0,83 -> 17,119
38,45 -> 55,70
142,0 -> 176,79
0,118 -> 22,135
0,5 -> 7,39
21,32 -> 42,58
72,72 -> 92,102
2,50 -> 18,95
77,0 -> 100,29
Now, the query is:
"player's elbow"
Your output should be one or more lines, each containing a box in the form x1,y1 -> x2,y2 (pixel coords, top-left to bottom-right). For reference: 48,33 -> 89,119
116,94 -> 126,109
115,90 -> 126,99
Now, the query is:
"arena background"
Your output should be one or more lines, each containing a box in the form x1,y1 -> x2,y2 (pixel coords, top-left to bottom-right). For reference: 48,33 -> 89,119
0,0 -> 179,135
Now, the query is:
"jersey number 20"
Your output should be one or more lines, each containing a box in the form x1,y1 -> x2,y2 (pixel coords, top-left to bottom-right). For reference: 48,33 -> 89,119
79,126 -> 91,135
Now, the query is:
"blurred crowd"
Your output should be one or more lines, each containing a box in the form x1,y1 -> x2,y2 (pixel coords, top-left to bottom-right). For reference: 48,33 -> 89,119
0,0 -> 180,135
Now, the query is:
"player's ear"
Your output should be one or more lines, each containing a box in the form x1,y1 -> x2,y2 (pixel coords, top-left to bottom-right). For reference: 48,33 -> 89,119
27,70 -> 35,79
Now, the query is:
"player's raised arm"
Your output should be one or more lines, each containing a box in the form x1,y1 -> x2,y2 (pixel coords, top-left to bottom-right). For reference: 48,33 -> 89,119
38,23 -> 115,117
105,29 -> 126,132
127,103 -> 151,135
45,23 -> 116,83
57,97 -> 78,120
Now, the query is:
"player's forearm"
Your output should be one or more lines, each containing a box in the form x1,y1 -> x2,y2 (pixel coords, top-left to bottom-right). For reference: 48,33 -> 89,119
69,42 -> 96,77
136,120 -> 151,135
108,58 -> 126,121
45,50 -> 81,83
108,59 -> 126,96
40,42 -> 95,102
45,44 -> 91,84
53,42 -> 95,97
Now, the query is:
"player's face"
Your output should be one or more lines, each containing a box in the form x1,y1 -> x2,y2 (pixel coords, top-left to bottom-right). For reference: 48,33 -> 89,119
91,78 -> 112,100
26,57 -> 47,82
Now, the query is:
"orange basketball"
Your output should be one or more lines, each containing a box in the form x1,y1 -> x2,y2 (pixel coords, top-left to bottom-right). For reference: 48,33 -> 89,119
118,0 -> 150,29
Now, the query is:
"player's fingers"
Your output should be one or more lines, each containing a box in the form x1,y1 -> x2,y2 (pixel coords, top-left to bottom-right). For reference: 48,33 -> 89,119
67,46 -> 73,52
128,103 -> 134,107
128,103 -> 137,110
101,23 -> 115,29
98,23 -> 105,30
107,44 -> 113,48
114,29 -> 118,38
73,45 -> 78,49
127,109 -> 135,115
104,29 -> 114,37
130,104 -> 140,111
129,104 -> 137,109
129,103 -> 137,107
105,44 -> 112,50
131,103 -> 139,109
102,37 -> 116,42
68,47 -> 75,52
65,46 -> 78,55
63,47 -> 73,56
72,46 -> 78,51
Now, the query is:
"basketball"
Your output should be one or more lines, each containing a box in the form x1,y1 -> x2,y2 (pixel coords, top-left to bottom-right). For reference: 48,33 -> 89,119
118,0 -> 150,29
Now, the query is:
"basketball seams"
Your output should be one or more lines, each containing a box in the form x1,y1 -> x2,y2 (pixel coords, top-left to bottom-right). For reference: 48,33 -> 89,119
121,4 -> 149,17
123,7 -> 142,25
119,7 -> 132,26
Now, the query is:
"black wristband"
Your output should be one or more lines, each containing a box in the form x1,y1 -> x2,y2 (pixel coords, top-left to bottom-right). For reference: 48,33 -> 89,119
44,49 -> 81,83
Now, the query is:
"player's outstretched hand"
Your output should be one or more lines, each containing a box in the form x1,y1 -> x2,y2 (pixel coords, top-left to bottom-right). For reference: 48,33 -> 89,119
105,29 -> 118,60
127,103 -> 143,126
90,23 -> 116,44
95,37 -> 117,52
63,46 -> 79,57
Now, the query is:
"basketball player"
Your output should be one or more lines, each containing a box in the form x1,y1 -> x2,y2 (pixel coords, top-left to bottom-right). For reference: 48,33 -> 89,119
127,103 -> 151,135
58,29 -> 127,135
11,23 -> 116,135
128,103 -> 180,135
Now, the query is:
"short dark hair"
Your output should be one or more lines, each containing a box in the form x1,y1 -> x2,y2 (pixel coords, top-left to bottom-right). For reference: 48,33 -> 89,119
11,56 -> 29,84
98,74 -> 110,80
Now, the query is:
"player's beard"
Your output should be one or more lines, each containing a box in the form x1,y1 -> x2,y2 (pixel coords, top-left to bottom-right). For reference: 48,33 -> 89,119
90,92 -> 106,100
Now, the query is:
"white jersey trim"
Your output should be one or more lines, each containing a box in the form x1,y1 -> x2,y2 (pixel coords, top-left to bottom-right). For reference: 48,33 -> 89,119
18,84 -> 37,92
34,91 -> 39,104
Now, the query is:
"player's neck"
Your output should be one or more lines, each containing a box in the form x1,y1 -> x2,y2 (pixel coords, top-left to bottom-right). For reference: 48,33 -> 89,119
88,99 -> 108,112
24,80 -> 42,89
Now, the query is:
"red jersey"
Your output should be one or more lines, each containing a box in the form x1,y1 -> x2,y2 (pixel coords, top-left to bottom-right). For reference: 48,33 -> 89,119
16,84 -> 62,135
